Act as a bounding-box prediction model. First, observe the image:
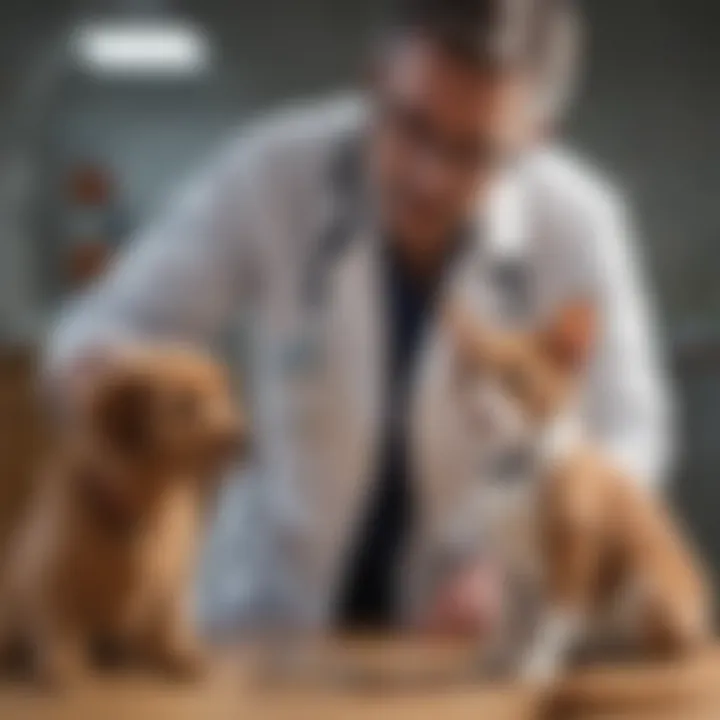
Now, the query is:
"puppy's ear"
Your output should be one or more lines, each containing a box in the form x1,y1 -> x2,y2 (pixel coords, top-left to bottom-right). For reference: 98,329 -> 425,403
93,372 -> 154,454
541,300 -> 597,371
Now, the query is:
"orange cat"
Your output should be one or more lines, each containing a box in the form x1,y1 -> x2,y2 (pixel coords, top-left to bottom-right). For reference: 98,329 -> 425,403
447,300 -> 712,683
0,345 -> 246,687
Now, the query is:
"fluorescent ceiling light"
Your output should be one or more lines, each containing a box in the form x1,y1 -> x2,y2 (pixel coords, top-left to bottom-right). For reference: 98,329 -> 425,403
71,21 -> 212,77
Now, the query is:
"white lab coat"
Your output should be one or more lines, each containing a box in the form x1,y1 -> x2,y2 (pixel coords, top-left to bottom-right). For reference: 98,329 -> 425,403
48,94 -> 672,632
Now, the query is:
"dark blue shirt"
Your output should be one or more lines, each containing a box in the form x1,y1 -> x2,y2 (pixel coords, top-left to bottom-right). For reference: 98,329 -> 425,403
337,239 -> 456,628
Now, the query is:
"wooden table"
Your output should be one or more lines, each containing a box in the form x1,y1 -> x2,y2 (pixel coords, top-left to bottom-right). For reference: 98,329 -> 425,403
0,639 -> 719,720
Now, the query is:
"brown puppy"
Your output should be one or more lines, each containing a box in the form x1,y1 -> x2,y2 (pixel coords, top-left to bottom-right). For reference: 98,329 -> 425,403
0,345 -> 246,686
447,300 -> 712,683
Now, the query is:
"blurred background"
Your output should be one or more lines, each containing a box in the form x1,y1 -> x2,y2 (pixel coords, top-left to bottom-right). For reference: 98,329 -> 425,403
0,0 -> 718,574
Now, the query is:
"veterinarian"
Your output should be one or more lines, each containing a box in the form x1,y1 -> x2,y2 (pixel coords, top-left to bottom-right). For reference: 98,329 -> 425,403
50,0 -> 671,637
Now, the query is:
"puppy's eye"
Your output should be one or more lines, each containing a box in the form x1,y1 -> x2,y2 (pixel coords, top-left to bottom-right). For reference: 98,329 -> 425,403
173,391 -> 199,420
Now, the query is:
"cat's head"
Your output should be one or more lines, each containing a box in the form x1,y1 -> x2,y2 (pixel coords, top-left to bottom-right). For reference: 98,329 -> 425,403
446,299 -> 596,452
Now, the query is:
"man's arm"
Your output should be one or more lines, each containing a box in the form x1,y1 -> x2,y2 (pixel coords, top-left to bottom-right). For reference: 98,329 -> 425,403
48,136 -> 266,371
577,191 -> 673,487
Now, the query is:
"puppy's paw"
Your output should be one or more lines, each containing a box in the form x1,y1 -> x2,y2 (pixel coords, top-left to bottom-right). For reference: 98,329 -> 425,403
35,647 -> 85,692
158,643 -> 208,682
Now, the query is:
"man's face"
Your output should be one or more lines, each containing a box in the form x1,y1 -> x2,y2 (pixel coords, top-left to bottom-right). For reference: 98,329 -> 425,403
370,36 -> 534,251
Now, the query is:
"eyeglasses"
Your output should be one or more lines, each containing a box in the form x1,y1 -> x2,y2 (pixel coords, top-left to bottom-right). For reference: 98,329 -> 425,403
377,97 -> 518,178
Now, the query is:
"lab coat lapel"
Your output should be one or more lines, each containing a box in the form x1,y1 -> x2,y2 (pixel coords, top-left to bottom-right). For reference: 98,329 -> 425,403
314,224 -> 387,608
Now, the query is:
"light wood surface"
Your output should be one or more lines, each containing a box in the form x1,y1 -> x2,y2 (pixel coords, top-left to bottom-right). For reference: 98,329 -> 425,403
1,639 -> 719,720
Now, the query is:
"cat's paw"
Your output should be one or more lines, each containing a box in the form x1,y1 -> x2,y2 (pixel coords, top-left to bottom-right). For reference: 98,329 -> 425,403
519,646 -> 564,686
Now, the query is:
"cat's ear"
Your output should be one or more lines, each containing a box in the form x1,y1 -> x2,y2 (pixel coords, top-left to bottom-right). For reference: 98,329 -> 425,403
541,300 -> 597,371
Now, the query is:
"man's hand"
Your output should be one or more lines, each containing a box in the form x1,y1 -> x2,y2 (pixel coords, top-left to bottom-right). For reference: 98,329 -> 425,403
420,559 -> 505,639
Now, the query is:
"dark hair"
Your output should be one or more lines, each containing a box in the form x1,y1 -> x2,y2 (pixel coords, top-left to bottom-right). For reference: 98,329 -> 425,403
385,0 -> 581,121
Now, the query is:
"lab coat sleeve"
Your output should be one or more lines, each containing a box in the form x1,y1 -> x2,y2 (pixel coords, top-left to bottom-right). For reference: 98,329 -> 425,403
578,193 -> 674,489
47,136 -> 266,369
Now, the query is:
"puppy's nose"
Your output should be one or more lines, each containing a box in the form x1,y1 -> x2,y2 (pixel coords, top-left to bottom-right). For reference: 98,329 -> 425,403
215,421 -> 252,461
